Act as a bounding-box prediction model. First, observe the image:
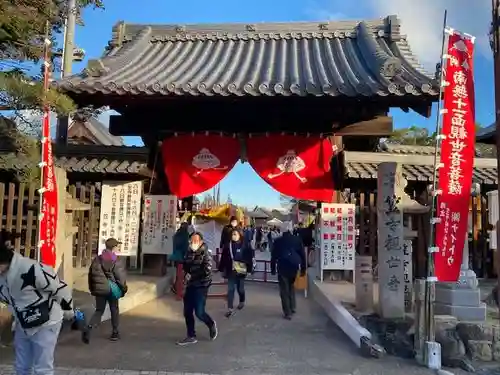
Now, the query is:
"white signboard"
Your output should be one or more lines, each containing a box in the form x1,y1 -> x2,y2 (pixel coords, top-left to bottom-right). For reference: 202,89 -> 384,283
141,195 -> 177,255
98,181 -> 142,256
319,203 -> 356,270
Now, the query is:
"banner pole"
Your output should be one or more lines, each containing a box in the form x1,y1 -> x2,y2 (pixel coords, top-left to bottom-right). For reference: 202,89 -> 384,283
423,10 -> 448,369
37,21 -> 52,263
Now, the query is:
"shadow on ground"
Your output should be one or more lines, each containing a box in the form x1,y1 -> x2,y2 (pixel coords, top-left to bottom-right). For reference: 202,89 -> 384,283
0,283 -> 436,375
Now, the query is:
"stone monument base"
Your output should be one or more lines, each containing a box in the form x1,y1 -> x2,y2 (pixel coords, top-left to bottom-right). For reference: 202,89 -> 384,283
435,283 -> 486,322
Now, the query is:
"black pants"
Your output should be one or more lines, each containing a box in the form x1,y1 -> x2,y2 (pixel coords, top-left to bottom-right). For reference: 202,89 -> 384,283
278,273 -> 296,316
89,296 -> 119,332
183,286 -> 215,338
227,276 -> 245,309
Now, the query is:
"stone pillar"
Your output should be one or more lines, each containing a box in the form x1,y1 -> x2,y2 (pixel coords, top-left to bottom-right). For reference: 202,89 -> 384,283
435,238 -> 486,321
355,256 -> 374,312
377,162 -> 405,319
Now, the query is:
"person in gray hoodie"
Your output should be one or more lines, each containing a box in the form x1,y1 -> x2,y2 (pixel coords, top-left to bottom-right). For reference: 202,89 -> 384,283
0,233 -> 73,375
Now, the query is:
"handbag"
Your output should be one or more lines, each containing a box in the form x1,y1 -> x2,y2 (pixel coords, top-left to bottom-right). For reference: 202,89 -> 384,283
5,282 -> 50,329
108,280 -> 123,300
99,258 -> 123,300
230,243 -> 247,276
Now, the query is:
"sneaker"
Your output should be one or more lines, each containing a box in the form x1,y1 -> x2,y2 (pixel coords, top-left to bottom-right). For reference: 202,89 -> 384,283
176,337 -> 198,346
237,302 -> 245,310
283,314 -> 292,320
209,321 -> 218,341
81,326 -> 91,344
224,309 -> 235,318
109,331 -> 120,341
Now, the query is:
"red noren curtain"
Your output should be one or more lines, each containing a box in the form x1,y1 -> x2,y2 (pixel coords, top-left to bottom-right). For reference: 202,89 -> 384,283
246,135 -> 335,202
161,135 -> 240,198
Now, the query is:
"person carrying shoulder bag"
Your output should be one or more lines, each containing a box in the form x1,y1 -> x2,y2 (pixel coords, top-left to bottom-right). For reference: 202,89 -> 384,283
218,229 -> 254,318
0,231 -> 74,375
82,238 -> 128,344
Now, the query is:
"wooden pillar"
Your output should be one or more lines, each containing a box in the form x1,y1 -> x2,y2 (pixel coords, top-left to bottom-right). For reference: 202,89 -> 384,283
141,136 -> 170,276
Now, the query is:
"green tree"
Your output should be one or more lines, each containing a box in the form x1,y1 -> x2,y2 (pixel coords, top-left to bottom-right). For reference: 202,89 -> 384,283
388,123 -> 483,146
0,0 -> 104,182
387,126 -> 434,146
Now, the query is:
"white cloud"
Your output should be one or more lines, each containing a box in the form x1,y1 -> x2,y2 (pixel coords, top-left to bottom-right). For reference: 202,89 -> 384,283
366,0 -> 491,69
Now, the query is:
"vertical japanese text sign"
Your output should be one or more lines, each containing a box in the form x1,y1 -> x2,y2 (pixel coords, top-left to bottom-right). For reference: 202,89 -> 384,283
434,30 -> 476,282
98,181 -> 143,256
141,195 -> 178,254
320,203 -> 356,271
39,111 -> 58,267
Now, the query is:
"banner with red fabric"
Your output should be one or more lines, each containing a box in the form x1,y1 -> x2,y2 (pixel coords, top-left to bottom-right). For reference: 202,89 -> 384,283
434,31 -> 476,282
246,135 -> 335,202
162,134 -> 240,198
39,112 -> 58,267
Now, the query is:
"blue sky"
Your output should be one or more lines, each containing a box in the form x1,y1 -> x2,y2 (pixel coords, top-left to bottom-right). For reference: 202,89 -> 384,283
70,0 -> 493,209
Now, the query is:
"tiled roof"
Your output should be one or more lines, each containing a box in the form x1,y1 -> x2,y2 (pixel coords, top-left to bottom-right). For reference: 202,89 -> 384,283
0,145 -> 149,175
56,16 -> 439,98
54,145 -> 148,174
68,118 -> 124,146
55,156 -> 144,174
379,143 -> 497,158
346,162 -> 497,185
346,145 -> 498,185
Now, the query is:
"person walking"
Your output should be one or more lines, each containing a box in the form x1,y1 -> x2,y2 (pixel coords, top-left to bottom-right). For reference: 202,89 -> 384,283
82,238 -> 128,343
219,216 -> 240,250
177,232 -> 217,346
0,231 -> 74,375
271,223 -> 306,320
218,229 -> 254,317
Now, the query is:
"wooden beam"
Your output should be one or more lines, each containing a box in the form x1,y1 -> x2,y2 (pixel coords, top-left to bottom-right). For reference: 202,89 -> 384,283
410,104 -> 432,118
333,116 -> 393,136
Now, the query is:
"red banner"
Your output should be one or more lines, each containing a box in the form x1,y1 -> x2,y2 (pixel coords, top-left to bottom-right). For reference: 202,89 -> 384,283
161,135 -> 240,198
246,135 -> 335,202
434,32 -> 476,282
39,112 -> 58,267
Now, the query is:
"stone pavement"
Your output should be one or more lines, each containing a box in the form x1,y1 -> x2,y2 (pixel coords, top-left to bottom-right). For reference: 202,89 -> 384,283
0,283 -> 442,375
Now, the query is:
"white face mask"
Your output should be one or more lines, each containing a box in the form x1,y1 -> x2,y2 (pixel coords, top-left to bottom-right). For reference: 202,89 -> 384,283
190,243 -> 201,251
230,221 -> 237,227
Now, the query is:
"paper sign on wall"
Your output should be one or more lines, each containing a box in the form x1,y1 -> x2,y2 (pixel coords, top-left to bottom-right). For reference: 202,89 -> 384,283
141,195 -> 178,255
98,181 -> 143,256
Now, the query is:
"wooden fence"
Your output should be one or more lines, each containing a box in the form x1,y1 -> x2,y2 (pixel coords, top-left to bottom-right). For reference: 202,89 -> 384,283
0,181 -> 496,278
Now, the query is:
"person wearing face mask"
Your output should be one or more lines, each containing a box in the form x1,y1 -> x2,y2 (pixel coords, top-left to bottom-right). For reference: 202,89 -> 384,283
0,231 -> 74,375
177,232 -> 217,346
218,229 -> 254,317
219,216 -> 240,250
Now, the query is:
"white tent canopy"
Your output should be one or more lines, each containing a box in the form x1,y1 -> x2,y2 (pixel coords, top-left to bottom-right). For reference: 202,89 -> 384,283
267,218 -> 283,226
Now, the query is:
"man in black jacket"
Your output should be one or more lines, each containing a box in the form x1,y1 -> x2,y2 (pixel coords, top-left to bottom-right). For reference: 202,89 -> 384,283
177,232 -> 218,346
271,223 -> 306,320
83,238 -> 128,343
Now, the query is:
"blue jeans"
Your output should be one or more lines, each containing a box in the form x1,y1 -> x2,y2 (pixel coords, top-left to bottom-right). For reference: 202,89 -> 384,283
14,321 -> 62,375
183,286 -> 214,338
227,277 -> 245,309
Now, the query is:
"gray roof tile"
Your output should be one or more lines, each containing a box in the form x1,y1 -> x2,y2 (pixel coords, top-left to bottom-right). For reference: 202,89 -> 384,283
56,16 -> 439,98
346,162 -> 498,185
380,143 -> 497,158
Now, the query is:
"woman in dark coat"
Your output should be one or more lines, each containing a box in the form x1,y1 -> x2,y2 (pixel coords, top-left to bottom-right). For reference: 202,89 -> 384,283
218,229 -> 254,317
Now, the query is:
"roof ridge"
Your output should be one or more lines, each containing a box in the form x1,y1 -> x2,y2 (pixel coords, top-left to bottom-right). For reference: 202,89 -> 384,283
113,16 -> 401,45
